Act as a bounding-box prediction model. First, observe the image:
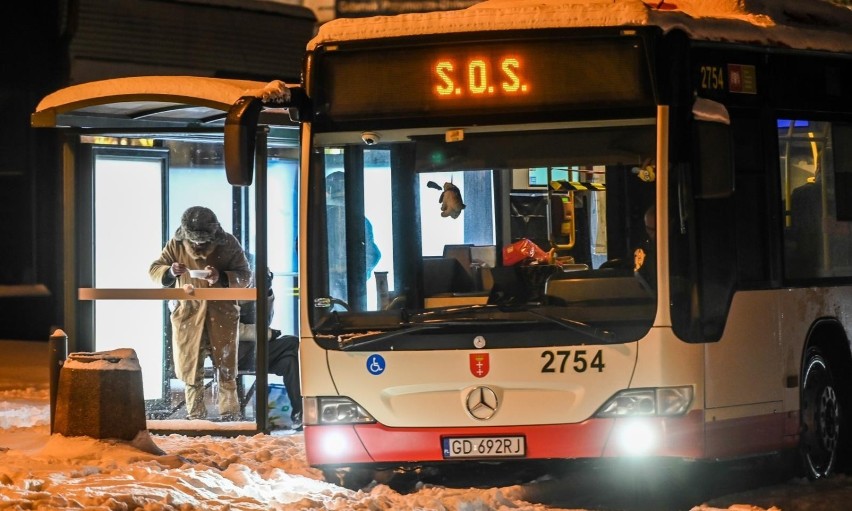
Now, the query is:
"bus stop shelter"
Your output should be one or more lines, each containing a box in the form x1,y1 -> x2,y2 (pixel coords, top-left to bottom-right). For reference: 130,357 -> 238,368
32,76 -> 301,434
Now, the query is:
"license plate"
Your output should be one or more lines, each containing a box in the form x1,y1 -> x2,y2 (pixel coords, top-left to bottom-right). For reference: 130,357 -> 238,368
442,436 -> 526,459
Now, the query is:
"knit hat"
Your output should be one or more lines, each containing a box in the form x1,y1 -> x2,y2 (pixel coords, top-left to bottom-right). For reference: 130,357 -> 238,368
174,206 -> 224,243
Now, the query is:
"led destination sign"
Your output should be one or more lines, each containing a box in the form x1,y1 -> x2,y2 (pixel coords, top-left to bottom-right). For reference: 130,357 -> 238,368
434,56 -> 529,98
313,37 -> 654,122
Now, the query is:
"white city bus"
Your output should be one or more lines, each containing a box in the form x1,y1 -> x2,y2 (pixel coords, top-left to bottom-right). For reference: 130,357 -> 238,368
294,0 -> 852,488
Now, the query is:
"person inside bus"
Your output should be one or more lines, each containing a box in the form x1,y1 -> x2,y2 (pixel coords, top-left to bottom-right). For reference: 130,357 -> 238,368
149,206 -> 252,421
326,171 -> 381,305
633,204 -> 657,290
237,265 -> 303,430
788,167 -> 823,278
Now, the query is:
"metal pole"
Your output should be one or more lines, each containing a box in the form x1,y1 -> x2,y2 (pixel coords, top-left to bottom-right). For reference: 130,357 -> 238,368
49,328 -> 68,433
255,127 -> 269,432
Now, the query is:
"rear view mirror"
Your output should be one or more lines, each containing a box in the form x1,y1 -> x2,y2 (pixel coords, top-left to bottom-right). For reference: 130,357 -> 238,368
224,97 -> 263,186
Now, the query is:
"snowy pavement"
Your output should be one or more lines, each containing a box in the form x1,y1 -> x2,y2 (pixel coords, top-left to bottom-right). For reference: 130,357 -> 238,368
1,339 -> 849,510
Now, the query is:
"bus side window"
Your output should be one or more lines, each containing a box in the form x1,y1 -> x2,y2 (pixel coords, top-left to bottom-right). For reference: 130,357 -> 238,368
832,123 -> 852,222
780,120 -> 852,279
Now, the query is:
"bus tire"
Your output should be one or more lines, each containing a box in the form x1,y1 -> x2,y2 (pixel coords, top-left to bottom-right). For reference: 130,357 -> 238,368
800,348 -> 841,479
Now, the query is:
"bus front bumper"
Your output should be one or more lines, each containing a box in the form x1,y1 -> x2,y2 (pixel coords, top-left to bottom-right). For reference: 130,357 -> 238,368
304,410 -> 705,466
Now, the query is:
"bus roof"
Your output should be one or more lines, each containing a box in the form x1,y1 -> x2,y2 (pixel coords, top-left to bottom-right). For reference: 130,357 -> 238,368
308,0 -> 852,53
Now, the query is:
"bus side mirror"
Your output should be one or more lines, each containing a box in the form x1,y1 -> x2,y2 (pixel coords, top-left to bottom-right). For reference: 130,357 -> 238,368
225,96 -> 263,186
692,98 -> 734,199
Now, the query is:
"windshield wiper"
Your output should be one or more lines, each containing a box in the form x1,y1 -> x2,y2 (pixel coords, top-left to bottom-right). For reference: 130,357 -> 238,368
338,323 -> 440,350
333,304 -> 616,350
409,304 -> 502,323
411,304 -> 614,341
524,307 -> 616,343
336,305 -> 521,350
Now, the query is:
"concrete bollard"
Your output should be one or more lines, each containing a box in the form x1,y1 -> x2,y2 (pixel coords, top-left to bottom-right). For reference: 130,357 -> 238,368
49,329 -> 68,434
53,348 -> 147,441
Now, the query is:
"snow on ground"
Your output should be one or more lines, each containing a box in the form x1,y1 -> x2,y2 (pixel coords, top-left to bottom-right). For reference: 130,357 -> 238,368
0,386 -> 552,511
0,339 -> 846,511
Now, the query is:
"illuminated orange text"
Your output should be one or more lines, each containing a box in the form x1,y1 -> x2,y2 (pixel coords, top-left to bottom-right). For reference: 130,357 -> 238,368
434,56 -> 529,98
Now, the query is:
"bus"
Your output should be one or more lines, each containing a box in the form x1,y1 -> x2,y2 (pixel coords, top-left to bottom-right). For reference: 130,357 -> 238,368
292,0 -> 852,488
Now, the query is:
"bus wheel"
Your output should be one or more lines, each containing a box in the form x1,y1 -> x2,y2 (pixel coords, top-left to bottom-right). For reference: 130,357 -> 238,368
801,349 -> 841,479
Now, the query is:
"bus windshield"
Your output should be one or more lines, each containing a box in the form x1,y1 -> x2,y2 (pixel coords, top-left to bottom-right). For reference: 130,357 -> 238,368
308,121 -> 657,347
308,119 -> 657,346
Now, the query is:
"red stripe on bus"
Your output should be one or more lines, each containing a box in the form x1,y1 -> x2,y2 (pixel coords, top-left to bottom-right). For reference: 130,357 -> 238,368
305,410 -> 707,466
705,411 -> 797,459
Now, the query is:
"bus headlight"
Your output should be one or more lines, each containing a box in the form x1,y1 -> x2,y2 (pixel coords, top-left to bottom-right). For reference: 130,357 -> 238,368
595,386 -> 693,418
305,396 -> 376,425
617,419 -> 657,455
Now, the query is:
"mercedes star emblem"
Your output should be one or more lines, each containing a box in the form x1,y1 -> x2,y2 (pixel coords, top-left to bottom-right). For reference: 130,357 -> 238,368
465,386 -> 499,420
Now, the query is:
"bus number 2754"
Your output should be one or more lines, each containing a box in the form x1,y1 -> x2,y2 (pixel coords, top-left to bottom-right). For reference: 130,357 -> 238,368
541,349 -> 605,373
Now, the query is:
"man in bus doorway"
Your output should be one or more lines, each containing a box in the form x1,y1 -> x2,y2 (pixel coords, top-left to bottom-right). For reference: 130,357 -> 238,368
149,206 -> 252,421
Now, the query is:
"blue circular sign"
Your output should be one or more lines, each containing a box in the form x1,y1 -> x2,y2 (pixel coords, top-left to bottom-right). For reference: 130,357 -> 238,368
367,354 -> 386,375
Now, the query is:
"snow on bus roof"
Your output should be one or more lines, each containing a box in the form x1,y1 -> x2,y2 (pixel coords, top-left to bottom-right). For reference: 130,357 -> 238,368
308,0 -> 852,53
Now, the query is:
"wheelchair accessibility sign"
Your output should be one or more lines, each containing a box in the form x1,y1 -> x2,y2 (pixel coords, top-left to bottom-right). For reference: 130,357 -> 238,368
367,354 -> 385,375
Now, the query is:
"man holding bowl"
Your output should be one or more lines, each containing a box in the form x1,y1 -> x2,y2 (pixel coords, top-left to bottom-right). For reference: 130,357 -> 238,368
149,206 -> 252,421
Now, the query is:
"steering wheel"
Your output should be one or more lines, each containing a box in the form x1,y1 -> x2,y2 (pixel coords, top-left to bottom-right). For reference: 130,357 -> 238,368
600,258 -> 629,270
